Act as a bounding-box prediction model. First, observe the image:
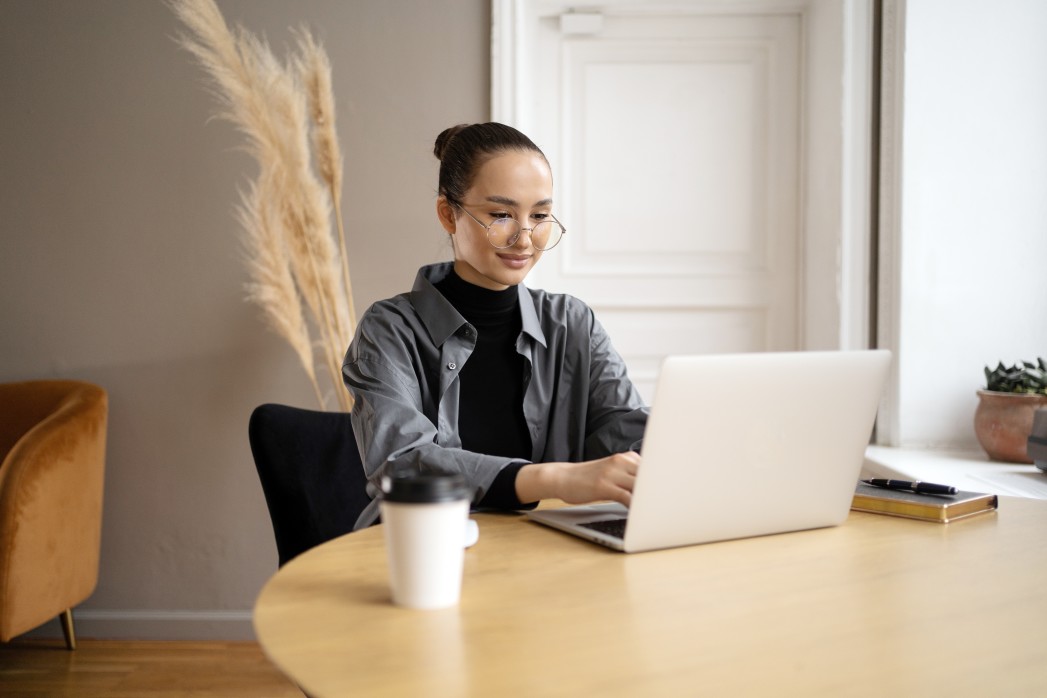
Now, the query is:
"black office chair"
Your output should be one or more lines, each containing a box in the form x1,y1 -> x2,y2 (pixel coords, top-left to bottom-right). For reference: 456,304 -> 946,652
248,403 -> 373,567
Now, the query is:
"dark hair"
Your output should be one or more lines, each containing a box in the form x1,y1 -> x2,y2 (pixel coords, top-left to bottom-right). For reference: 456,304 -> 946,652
434,122 -> 549,204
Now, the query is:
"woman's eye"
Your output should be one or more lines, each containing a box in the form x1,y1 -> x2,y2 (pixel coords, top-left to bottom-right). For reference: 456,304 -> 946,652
532,213 -> 550,222
490,212 -> 512,221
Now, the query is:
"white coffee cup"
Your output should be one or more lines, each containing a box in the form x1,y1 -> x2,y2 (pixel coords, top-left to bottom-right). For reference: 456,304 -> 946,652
380,473 -> 473,609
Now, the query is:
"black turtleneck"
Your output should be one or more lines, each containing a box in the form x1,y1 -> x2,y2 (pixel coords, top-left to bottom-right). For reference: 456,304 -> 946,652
434,270 -> 533,509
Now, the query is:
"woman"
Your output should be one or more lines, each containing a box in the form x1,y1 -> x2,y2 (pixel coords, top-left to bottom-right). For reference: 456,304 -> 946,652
343,122 -> 647,529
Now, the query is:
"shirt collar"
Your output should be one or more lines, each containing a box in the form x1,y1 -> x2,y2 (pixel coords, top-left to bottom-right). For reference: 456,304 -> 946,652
410,262 -> 548,348
516,282 -> 547,348
410,263 -> 466,346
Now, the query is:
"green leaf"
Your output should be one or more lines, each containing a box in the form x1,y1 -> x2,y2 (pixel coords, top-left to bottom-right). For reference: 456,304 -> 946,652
983,357 -> 1047,393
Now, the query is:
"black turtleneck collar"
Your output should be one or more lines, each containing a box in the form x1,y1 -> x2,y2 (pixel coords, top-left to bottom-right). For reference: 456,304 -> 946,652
434,268 -> 519,327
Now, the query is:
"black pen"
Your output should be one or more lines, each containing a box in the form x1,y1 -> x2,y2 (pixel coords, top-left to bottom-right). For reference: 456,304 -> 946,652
862,478 -> 958,496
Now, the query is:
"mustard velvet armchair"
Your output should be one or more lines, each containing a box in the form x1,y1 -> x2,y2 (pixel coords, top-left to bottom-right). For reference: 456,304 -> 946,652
0,380 -> 107,649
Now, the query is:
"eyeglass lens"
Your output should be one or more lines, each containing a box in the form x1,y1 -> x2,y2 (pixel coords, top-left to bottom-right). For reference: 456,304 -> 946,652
488,219 -> 564,251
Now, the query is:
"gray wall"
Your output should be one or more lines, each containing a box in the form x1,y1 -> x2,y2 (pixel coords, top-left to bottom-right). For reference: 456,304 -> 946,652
0,0 -> 489,639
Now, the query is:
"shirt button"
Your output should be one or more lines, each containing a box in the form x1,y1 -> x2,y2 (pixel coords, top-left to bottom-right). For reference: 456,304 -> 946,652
447,362 -> 457,370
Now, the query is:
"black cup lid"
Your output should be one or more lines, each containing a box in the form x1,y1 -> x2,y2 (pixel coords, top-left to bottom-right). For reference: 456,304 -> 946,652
381,473 -> 473,503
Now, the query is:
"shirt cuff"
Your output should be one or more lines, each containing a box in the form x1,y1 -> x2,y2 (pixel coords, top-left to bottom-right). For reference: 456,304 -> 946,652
476,462 -> 538,511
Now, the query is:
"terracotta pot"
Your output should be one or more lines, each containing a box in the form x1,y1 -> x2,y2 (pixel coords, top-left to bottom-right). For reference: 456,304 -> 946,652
974,390 -> 1047,463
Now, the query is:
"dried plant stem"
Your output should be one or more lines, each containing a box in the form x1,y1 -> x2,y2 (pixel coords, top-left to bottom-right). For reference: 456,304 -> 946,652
295,224 -> 351,412
173,0 -> 356,412
296,30 -> 358,333
333,202 -> 356,331
238,174 -> 325,408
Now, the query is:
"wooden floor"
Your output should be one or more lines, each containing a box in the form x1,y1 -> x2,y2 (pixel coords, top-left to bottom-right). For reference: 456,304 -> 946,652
0,639 -> 302,697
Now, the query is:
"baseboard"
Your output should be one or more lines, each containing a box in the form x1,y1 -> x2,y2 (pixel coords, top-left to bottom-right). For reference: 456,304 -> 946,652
21,609 -> 256,642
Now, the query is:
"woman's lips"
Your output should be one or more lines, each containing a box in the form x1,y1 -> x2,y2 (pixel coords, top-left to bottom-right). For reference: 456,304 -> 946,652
497,254 -> 531,269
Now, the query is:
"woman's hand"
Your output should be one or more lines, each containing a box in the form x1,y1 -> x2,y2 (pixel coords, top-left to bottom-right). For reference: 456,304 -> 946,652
515,452 -> 641,508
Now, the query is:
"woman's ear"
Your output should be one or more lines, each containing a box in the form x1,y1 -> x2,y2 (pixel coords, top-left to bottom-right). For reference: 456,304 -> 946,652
436,196 -> 458,235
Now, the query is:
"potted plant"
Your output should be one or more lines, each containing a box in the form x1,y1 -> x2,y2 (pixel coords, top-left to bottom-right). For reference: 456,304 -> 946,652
974,357 -> 1047,463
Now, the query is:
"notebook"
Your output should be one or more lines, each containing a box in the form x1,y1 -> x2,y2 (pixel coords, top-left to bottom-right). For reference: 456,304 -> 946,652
526,350 -> 892,552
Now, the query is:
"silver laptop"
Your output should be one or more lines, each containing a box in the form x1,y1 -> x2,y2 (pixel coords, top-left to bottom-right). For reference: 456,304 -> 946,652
527,350 -> 892,553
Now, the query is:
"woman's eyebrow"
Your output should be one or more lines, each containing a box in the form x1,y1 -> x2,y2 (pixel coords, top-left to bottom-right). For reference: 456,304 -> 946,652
484,195 -> 554,207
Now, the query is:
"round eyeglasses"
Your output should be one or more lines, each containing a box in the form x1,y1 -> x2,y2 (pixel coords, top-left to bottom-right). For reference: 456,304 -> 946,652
455,204 -> 567,251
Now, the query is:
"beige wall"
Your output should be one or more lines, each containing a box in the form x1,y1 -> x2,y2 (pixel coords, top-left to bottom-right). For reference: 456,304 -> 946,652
0,0 -> 489,639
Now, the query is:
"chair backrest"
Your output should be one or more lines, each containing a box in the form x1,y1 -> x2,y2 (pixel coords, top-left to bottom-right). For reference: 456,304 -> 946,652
0,380 -> 107,643
248,403 -> 372,567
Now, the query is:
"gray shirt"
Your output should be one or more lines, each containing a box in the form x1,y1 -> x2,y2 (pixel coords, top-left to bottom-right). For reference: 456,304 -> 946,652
342,262 -> 648,528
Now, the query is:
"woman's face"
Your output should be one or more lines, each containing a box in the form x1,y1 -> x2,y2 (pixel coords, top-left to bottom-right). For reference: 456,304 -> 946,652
437,150 -> 554,291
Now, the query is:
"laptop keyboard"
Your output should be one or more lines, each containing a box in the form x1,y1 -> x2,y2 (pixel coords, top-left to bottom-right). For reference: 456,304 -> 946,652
579,517 -> 628,540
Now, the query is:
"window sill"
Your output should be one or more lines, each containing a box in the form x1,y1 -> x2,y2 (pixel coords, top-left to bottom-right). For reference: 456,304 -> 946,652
862,445 -> 1047,500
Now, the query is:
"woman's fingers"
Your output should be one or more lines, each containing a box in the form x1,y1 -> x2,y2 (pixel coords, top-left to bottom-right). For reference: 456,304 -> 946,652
596,452 -> 641,506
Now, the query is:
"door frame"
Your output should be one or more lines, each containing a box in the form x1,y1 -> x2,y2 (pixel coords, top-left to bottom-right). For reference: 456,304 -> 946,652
491,0 -> 876,352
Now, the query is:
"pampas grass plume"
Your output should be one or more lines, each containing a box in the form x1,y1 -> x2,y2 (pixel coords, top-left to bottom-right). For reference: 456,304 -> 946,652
172,0 -> 355,411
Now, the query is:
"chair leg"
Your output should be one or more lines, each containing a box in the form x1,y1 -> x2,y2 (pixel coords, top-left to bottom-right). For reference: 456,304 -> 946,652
59,609 -> 76,651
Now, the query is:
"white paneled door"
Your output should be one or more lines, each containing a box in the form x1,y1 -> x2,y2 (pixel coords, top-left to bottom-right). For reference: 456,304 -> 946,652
494,0 -> 873,399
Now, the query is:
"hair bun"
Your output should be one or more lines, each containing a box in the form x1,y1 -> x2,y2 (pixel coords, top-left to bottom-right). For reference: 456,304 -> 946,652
434,124 -> 470,161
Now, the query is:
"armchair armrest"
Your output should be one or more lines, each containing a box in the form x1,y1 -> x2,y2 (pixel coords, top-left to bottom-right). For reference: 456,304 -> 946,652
0,381 -> 107,642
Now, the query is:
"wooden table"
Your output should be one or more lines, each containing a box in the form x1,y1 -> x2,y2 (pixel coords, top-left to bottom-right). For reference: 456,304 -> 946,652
254,498 -> 1047,696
